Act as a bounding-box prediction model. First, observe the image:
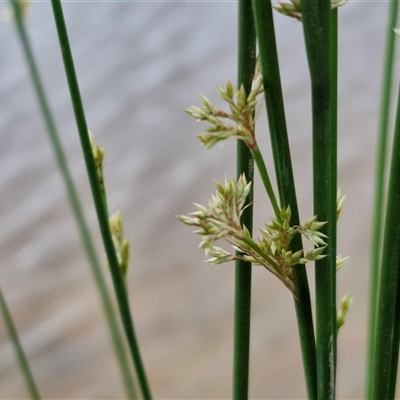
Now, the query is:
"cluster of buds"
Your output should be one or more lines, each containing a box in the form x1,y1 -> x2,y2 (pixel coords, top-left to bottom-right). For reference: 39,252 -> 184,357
273,0 -> 347,21
183,55 -> 351,325
178,174 -> 251,254
109,210 -> 130,277
184,60 -> 263,151
178,175 -> 328,297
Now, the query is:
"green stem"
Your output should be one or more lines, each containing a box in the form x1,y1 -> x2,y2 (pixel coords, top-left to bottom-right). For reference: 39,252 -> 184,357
9,1 -> 137,398
251,146 -> 280,219
50,1 -> 151,399
370,79 -> 400,400
330,10 -> 338,385
388,284 -> 400,399
301,2 -> 336,399
233,1 -> 255,398
367,1 -> 399,396
0,287 -> 40,400
241,237 -> 284,278
330,8 -> 338,223
251,1 -> 317,399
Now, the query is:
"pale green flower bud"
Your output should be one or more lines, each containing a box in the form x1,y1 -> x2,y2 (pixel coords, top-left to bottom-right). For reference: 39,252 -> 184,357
5,0 -> 32,21
109,210 -> 130,276
337,293 -> 353,330
336,255 -> 349,271
89,131 -> 105,190
274,0 -> 346,21
206,247 -> 235,264
109,210 -> 123,243
337,188 -> 345,219
303,246 -> 327,262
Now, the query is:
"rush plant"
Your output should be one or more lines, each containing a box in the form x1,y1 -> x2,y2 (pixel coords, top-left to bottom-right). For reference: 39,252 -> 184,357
3,0 -> 400,399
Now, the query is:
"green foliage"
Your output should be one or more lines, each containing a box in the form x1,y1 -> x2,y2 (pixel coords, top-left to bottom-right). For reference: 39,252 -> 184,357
6,0 -> 400,399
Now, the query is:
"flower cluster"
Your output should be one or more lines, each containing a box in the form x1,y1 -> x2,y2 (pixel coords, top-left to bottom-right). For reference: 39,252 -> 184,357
178,174 -> 251,254
178,175 -> 327,297
184,60 -> 263,150
273,0 -> 347,21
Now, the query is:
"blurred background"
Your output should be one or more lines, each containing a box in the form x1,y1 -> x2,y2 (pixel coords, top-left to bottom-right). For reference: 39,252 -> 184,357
0,1 -> 395,398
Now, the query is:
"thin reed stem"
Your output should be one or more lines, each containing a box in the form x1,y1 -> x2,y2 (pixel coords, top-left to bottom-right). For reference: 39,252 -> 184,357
367,2 -> 399,396
388,288 -> 400,399
301,2 -> 336,399
8,1 -> 137,398
330,10 -> 338,385
330,8 -> 338,218
50,1 -> 151,398
0,286 -> 40,400
232,1 -> 255,398
370,79 -> 400,400
251,146 -> 280,219
251,1 -> 317,398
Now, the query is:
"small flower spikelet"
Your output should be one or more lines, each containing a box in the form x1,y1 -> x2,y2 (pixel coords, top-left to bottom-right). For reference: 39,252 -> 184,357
5,0 -> 31,21
89,131 -> 105,191
337,293 -> 353,331
274,0 -> 347,21
178,176 -> 327,296
109,210 -> 130,276
335,189 -> 349,271
184,61 -> 263,150
336,188 -> 345,219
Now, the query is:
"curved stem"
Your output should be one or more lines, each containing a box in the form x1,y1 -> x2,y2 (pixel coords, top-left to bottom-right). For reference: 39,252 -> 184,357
251,146 -> 280,219
50,1 -> 151,398
9,1 -> 137,398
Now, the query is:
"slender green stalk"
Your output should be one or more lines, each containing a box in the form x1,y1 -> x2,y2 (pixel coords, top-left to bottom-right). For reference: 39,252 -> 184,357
330,9 -> 338,220
8,1 -> 137,398
251,146 -> 280,219
301,2 -> 336,399
330,8 -> 338,385
49,1 -> 151,399
233,2 -> 255,398
367,2 -> 399,396
0,287 -> 40,400
370,80 -> 400,399
388,285 -> 400,399
251,1 -> 317,399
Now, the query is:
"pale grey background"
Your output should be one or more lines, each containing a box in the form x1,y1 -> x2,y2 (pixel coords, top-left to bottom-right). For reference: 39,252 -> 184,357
0,1 -> 395,398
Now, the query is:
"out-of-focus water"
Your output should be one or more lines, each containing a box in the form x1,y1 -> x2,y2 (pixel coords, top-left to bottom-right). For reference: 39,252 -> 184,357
0,1 -> 393,398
